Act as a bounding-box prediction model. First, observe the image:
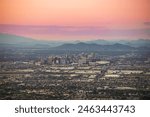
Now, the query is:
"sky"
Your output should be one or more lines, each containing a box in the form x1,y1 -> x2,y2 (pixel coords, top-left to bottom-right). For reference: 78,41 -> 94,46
0,0 -> 150,41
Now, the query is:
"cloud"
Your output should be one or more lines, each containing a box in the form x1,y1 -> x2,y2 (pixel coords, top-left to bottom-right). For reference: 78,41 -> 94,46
144,22 -> 150,25
0,24 -> 108,36
0,24 -> 150,40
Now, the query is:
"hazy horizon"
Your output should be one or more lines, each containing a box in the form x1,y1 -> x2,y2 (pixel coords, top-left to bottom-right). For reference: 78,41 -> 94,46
1,32 -> 150,42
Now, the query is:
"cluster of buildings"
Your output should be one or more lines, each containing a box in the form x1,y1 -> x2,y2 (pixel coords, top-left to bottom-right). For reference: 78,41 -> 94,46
35,53 -> 110,66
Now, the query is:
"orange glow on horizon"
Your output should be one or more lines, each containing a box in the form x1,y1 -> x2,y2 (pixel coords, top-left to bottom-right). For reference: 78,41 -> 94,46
0,0 -> 150,40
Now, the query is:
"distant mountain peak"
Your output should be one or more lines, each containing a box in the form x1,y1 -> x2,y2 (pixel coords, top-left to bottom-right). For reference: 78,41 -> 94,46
76,42 -> 87,45
0,33 -> 36,44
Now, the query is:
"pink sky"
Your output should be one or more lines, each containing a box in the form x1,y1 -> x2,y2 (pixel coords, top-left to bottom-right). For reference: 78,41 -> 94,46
0,0 -> 150,40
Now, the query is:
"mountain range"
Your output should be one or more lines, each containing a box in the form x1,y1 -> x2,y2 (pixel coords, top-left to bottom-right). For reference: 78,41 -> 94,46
85,39 -> 150,47
0,33 -> 150,51
52,42 -> 135,51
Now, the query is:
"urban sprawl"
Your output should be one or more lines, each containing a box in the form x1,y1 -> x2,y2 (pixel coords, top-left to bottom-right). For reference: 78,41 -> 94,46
0,51 -> 150,99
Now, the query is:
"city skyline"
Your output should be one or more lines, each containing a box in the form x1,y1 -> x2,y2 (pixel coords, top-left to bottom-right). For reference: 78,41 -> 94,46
0,0 -> 150,40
